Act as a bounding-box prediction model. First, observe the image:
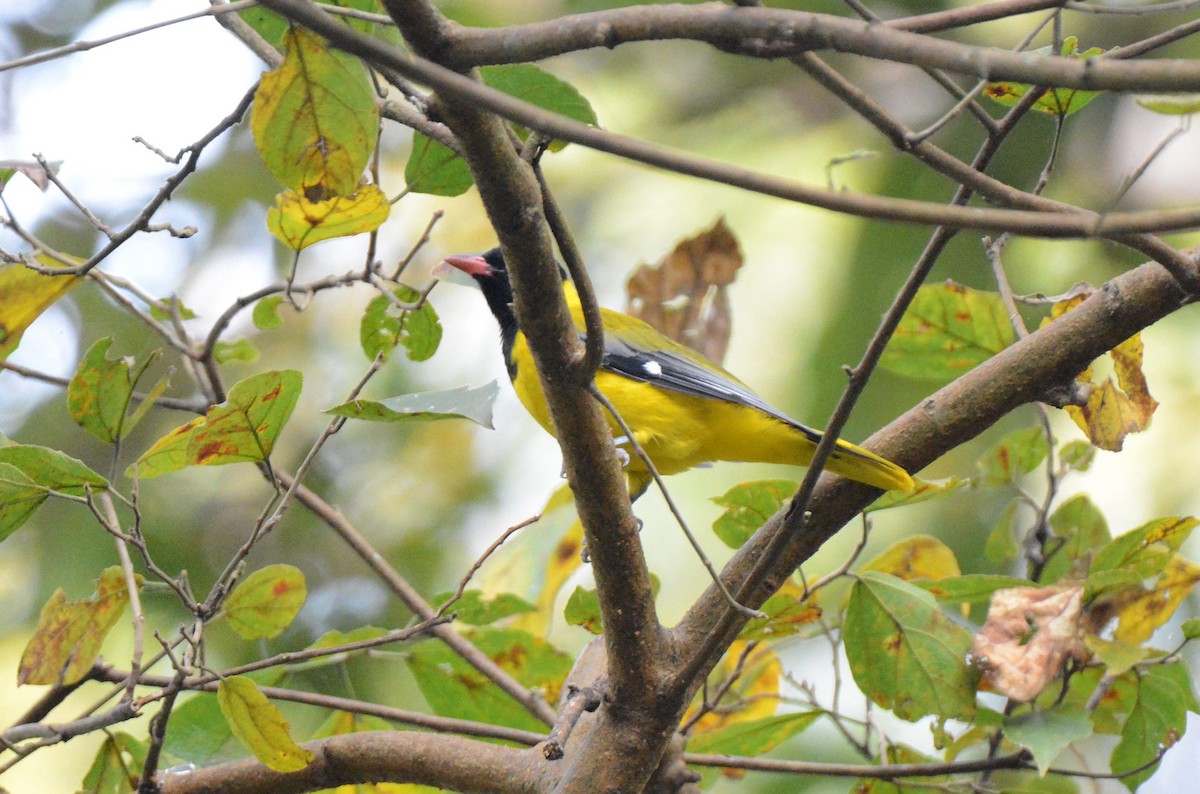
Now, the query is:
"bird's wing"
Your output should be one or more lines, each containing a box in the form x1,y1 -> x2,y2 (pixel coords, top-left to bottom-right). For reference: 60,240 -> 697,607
597,321 -> 822,445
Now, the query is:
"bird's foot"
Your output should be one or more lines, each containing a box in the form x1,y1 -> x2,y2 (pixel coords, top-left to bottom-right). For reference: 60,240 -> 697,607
611,435 -> 632,467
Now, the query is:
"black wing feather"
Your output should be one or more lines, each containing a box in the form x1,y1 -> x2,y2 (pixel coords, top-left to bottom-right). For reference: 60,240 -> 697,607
600,335 -> 822,445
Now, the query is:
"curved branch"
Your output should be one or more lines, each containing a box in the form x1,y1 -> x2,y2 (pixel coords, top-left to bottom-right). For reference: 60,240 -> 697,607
443,3 -> 1200,92
157,731 -> 546,794
672,248 -> 1199,696
252,0 -> 1200,239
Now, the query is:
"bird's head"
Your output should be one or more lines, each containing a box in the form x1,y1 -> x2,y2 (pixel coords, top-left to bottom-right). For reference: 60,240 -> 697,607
434,247 -> 515,324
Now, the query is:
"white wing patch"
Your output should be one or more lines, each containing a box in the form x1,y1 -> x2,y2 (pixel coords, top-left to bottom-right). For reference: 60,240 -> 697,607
642,360 -> 663,377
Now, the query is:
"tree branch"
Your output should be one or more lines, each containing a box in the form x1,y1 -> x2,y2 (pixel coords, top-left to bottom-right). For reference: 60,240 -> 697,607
239,1 -> 1200,239
157,731 -> 546,794
441,3 -> 1200,93
672,249 -> 1198,695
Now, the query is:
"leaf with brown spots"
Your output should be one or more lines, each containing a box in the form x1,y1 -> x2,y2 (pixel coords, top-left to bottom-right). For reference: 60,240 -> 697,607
844,571 -> 978,721
863,534 -> 961,582
406,627 -> 572,733
67,337 -> 167,443
252,26 -> 377,196
223,564 -> 307,640
19,567 -> 141,686
625,218 -> 743,364
130,370 -> 302,479
880,281 -> 1016,382
1050,292 -> 1157,451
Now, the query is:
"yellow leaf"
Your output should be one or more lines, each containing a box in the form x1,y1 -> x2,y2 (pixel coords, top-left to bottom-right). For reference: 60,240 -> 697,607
686,642 -> 781,735
19,567 -> 140,685
218,676 -> 313,773
863,534 -> 961,582
1114,555 -> 1200,644
252,27 -> 378,196
1051,293 -> 1157,451
223,564 -> 307,640
0,257 -> 82,359
266,184 -> 390,250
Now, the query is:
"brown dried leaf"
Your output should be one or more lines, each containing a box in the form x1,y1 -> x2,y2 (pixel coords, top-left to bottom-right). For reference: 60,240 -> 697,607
971,584 -> 1087,702
624,218 -> 743,364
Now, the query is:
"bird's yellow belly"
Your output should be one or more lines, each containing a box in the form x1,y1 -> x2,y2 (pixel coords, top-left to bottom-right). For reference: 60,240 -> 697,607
513,363 -> 800,476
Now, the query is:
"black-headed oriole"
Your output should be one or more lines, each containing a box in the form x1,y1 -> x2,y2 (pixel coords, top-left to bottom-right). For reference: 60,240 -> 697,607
436,247 -> 913,499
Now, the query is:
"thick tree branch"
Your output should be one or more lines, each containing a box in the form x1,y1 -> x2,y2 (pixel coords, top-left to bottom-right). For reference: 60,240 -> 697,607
243,1 -> 1200,239
672,249 -> 1198,696
157,731 -> 545,794
442,3 -> 1200,92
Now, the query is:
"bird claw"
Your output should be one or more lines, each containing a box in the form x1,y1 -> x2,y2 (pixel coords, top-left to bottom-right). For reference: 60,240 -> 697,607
612,436 -> 632,467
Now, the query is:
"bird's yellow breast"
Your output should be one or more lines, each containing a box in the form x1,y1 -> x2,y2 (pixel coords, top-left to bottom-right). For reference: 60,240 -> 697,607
509,330 -> 803,476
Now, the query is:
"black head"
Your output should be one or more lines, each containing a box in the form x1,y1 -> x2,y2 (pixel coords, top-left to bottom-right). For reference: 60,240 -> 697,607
438,247 -> 514,328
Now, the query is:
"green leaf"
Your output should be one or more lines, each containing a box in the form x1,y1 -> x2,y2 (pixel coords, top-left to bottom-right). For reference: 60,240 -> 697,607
917,574 -> 1033,604
880,281 -> 1016,381
67,338 -> 162,442
710,479 -> 796,549
0,462 -> 46,542
131,370 -> 303,479
985,37 -> 1105,117
978,426 -> 1049,485
1136,94 -> 1200,115
1082,568 -> 1143,603
1182,617 -> 1200,640
406,627 -> 571,733
686,711 -> 821,756
564,585 -> 603,635
404,133 -> 473,196
326,382 -> 499,429
148,295 -> 197,321
223,564 -> 307,640
844,571 -> 978,721
241,0 -> 398,50
1040,493 -> 1110,584
359,284 -> 442,362
79,732 -> 147,794
217,676 -> 313,773
985,502 -> 1021,564
213,338 -> 260,364
1091,516 -> 1197,579
252,296 -> 285,330
1003,706 -> 1093,775
18,567 -> 141,686
289,626 -> 389,671
432,590 -> 537,626
1111,669 -> 1189,791
161,672 -> 287,767
0,444 -> 109,496
739,588 -> 822,641
251,26 -> 378,195
1059,439 -> 1095,472
864,475 -> 967,513
1084,635 -> 1152,677
480,64 -> 598,151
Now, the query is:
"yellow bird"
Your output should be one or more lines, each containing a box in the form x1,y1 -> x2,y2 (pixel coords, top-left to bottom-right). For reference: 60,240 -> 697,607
436,247 -> 913,499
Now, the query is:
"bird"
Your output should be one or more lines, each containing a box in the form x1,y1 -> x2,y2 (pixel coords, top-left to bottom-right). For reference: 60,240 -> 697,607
435,246 -> 913,499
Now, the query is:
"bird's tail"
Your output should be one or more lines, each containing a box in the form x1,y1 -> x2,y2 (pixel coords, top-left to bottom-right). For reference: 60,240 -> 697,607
824,439 -> 914,492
